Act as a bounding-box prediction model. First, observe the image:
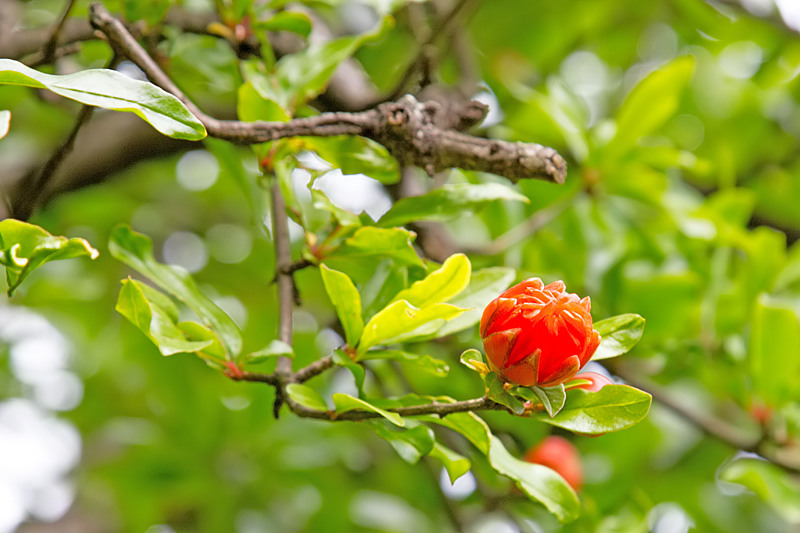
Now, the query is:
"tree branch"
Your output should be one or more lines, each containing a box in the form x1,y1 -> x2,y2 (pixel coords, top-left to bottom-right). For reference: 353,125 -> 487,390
615,365 -> 800,475
270,180 -> 295,417
11,105 -> 95,220
87,2 -> 567,184
289,395 -> 505,421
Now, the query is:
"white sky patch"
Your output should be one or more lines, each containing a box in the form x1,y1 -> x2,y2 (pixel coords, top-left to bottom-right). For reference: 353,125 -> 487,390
313,170 -> 393,221
776,0 -> 800,31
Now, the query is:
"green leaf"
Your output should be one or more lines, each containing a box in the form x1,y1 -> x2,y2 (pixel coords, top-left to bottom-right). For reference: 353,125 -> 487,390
328,227 -> 424,269
591,313 -> 646,361
390,254 -> 471,309
358,300 -> 464,354
259,11 -> 312,37
0,59 -> 206,140
378,183 -> 529,228
246,340 -> 294,365
116,279 -> 213,356
305,136 -> 400,184
320,265 -> 364,347
720,458 -> 800,522
514,384 -> 567,418
485,373 -> 525,415
373,424 -> 435,464
488,435 -> 580,523
286,383 -> 329,412
429,442 -> 471,484
460,348 -> 490,375
237,82 -> 291,123
607,56 -> 694,156
749,296 -> 800,407
108,225 -> 243,358
0,219 -> 99,296
333,393 -> 404,426
0,110 -> 9,139
533,385 -> 652,434
332,349 -> 366,394
436,267 -> 516,337
359,350 -> 449,376
177,321 -> 228,364
311,190 -> 362,228
272,17 -> 392,110
417,409 -> 491,455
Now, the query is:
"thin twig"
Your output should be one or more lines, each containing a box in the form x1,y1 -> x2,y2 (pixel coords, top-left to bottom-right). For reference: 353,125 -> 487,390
11,105 -> 95,219
87,2 -> 567,184
294,355 -> 335,383
389,0 -> 480,100
42,0 -> 78,64
291,395 -> 504,421
615,365 -> 800,475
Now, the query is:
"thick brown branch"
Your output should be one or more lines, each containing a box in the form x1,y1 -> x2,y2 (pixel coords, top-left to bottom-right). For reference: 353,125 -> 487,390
88,3 -> 567,184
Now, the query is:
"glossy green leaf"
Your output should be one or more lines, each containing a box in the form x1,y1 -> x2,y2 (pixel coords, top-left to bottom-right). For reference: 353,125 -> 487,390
533,385 -> 652,434
328,227 -> 424,269
749,296 -> 800,407
0,110 -> 9,139
460,348 -> 490,375
359,350 -> 449,376
608,56 -> 694,156
246,340 -> 294,365
514,384 -> 567,418
116,279 -> 213,356
417,410 -> 491,455
485,373 -> 525,415
488,435 -> 580,523
429,442 -> 471,484
436,267 -> 516,337
390,253 -> 471,309
0,59 -> 206,140
720,458 -> 800,522
320,265 -> 364,347
0,219 -> 99,296
373,424 -> 435,464
305,136 -> 400,184
591,313 -> 646,360
333,394 -> 404,426
109,225 -> 242,358
358,300 -> 464,353
286,383 -> 329,412
378,183 -> 529,227
177,321 -> 227,364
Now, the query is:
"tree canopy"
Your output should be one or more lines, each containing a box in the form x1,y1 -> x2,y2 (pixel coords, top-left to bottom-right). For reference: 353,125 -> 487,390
2,0 -> 800,532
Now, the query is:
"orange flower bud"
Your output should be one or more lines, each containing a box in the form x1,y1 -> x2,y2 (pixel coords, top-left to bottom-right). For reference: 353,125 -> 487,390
524,436 -> 583,492
480,278 -> 600,388
571,371 -> 613,392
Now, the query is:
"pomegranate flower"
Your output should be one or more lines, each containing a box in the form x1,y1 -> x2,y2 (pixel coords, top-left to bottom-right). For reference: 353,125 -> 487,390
480,278 -> 600,388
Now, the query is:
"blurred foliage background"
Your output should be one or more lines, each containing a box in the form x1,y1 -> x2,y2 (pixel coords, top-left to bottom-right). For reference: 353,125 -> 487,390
2,0 -> 800,531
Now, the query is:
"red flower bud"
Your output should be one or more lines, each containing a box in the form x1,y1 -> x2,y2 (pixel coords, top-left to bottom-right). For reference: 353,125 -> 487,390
480,278 -> 601,388
524,436 -> 583,492
571,371 -> 613,392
